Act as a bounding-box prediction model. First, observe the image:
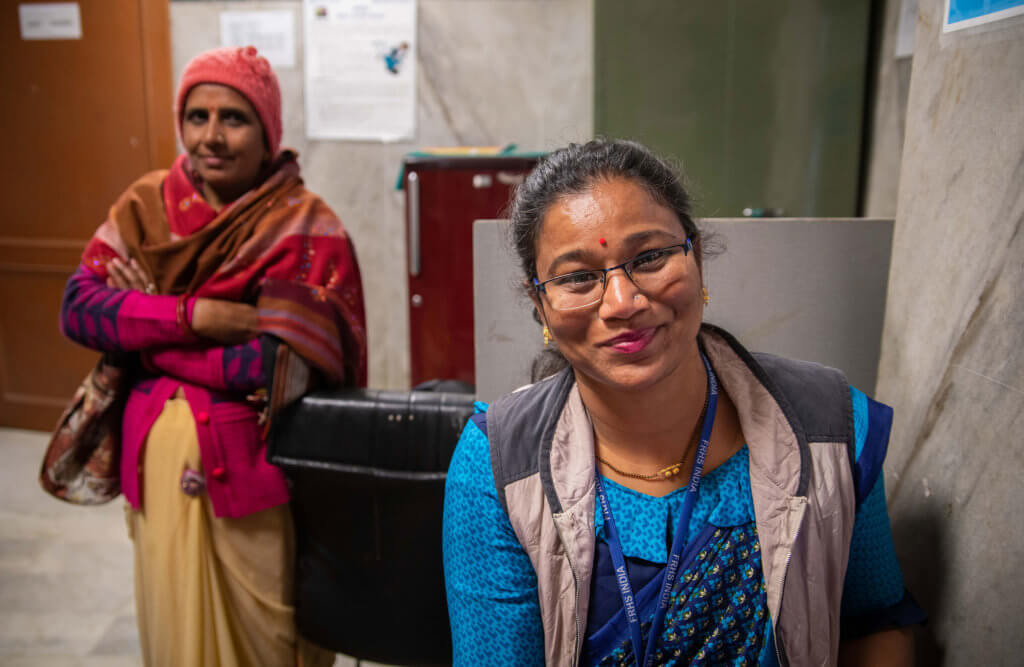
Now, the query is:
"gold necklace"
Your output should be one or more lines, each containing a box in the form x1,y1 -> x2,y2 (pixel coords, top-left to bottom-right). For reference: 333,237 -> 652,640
596,393 -> 709,482
596,453 -> 692,480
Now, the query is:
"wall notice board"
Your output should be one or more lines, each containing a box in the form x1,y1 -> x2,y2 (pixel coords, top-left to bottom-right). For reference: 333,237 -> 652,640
304,0 -> 416,141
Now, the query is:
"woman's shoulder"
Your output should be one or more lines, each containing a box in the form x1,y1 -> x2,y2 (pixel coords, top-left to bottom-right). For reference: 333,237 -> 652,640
110,167 -> 169,212
269,184 -> 354,239
487,368 -> 574,422
253,154 -> 345,227
848,386 -> 893,507
468,401 -> 489,436
703,326 -> 852,436
447,402 -> 496,494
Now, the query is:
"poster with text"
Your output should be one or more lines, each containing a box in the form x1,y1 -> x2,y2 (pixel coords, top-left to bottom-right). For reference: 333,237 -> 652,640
221,10 -> 296,68
304,0 -> 416,141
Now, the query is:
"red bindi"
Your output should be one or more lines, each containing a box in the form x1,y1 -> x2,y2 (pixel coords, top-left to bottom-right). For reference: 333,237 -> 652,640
598,237 -> 607,246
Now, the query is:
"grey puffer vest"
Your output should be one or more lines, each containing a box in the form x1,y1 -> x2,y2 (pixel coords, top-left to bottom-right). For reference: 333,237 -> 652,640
487,325 -> 856,666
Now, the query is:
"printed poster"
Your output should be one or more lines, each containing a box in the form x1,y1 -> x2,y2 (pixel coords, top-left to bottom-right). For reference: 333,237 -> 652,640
944,0 -> 1024,31
220,10 -> 297,68
304,0 -> 417,141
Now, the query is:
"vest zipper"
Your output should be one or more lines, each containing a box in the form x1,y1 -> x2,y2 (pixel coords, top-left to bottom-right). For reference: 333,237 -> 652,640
554,520 -> 582,667
772,521 -> 800,667
568,552 -> 581,667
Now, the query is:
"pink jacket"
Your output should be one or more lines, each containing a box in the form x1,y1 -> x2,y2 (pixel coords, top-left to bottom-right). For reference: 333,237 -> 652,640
60,267 -> 289,518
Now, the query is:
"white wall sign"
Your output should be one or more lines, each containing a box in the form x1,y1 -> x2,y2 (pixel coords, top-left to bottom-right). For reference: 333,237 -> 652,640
303,0 -> 417,142
220,10 -> 296,68
19,2 -> 82,40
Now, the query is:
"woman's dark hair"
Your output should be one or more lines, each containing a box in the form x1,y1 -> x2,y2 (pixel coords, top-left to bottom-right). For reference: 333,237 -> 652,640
509,138 -> 701,285
508,139 -> 704,381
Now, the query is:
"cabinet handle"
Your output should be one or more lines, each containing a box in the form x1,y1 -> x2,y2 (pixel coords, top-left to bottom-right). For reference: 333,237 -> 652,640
497,171 -> 525,186
742,207 -> 785,218
408,171 -> 420,276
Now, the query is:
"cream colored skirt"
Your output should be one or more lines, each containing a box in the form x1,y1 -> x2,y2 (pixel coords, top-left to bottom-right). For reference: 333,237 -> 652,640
126,398 -> 334,667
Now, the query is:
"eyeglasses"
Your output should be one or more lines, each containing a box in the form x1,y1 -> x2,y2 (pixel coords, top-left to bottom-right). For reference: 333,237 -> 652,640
533,238 -> 694,311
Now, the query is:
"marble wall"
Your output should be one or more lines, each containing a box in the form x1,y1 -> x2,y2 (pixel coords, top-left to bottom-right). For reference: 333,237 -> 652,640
876,0 -> 1024,662
863,0 -> 914,217
170,0 -> 594,388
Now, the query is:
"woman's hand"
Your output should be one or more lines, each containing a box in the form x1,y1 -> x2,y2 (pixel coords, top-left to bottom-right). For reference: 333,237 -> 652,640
191,298 -> 260,344
106,257 -> 156,294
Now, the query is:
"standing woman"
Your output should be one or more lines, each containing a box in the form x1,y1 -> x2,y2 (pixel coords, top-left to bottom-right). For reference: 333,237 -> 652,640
60,47 -> 365,666
443,139 -> 925,666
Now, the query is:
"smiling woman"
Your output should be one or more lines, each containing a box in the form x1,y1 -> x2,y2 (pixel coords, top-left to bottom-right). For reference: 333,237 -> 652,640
442,139 -> 925,666
181,83 -> 270,210
530,178 -> 705,395
58,46 -> 364,667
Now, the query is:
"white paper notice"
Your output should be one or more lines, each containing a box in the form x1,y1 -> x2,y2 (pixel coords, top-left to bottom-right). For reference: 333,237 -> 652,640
304,0 -> 417,141
894,0 -> 918,58
220,10 -> 296,68
19,3 -> 82,40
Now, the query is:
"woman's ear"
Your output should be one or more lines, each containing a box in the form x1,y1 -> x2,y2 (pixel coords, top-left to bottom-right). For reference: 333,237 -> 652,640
535,305 -> 548,329
525,280 -> 548,326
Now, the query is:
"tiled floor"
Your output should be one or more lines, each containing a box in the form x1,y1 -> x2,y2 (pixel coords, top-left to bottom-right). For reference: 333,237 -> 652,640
0,428 -> 375,667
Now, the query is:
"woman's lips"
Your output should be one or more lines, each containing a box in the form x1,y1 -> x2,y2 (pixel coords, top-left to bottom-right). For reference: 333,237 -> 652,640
602,327 -> 657,354
200,155 -> 230,168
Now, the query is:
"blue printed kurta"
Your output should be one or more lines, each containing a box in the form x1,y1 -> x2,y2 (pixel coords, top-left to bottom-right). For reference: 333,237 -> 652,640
442,387 -> 924,666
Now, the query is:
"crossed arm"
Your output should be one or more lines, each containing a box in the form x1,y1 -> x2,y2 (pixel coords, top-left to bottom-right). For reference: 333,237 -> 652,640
62,258 -> 265,392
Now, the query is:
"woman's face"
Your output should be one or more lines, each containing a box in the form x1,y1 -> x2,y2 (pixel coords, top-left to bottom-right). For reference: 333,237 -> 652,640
181,83 -> 268,203
533,177 -> 704,392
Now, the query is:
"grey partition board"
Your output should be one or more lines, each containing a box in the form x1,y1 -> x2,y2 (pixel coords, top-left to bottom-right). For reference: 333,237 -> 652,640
701,218 -> 893,392
473,220 -> 544,404
474,218 -> 893,403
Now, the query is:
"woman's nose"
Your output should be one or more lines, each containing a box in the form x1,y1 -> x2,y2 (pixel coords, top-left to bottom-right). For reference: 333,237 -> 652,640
599,270 -> 646,319
201,118 -> 223,144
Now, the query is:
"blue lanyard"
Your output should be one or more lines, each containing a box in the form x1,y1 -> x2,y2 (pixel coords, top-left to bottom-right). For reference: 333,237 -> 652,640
594,351 -> 719,667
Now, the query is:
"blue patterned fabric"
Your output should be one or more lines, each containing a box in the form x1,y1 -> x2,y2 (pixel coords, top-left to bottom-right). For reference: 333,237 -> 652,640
592,525 -> 771,667
593,450 -> 754,563
851,386 -> 894,506
443,388 -> 917,666
843,387 -> 910,618
585,446 -> 774,666
443,402 -> 545,666
842,472 -> 905,614
851,387 -> 869,459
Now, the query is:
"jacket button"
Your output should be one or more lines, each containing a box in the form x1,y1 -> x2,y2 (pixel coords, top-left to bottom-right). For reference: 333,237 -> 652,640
211,467 -> 226,480
196,411 -> 210,425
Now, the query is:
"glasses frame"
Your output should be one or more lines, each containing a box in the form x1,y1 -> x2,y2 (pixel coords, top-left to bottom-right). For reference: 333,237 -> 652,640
533,237 -> 694,311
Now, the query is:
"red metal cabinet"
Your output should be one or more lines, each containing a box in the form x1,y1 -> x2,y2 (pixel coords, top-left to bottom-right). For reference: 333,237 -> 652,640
403,156 -> 540,388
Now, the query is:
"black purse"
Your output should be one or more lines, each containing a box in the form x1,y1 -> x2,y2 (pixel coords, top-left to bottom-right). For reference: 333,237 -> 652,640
267,387 -> 475,666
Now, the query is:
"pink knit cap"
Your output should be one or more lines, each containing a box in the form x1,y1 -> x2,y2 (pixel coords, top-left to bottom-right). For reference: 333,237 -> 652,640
175,46 -> 283,157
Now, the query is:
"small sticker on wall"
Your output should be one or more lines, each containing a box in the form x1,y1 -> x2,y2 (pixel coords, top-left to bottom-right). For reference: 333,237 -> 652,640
19,3 -> 82,40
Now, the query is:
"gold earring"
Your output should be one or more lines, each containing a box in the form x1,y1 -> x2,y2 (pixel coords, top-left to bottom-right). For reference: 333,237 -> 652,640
543,326 -> 552,347
702,287 -> 710,306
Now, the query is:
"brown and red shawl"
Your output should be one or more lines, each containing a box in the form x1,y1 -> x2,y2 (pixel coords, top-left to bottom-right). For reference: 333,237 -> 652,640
83,151 -> 367,388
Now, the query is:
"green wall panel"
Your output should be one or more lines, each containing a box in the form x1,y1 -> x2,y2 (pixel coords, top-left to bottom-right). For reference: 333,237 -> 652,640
595,1 -> 871,217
